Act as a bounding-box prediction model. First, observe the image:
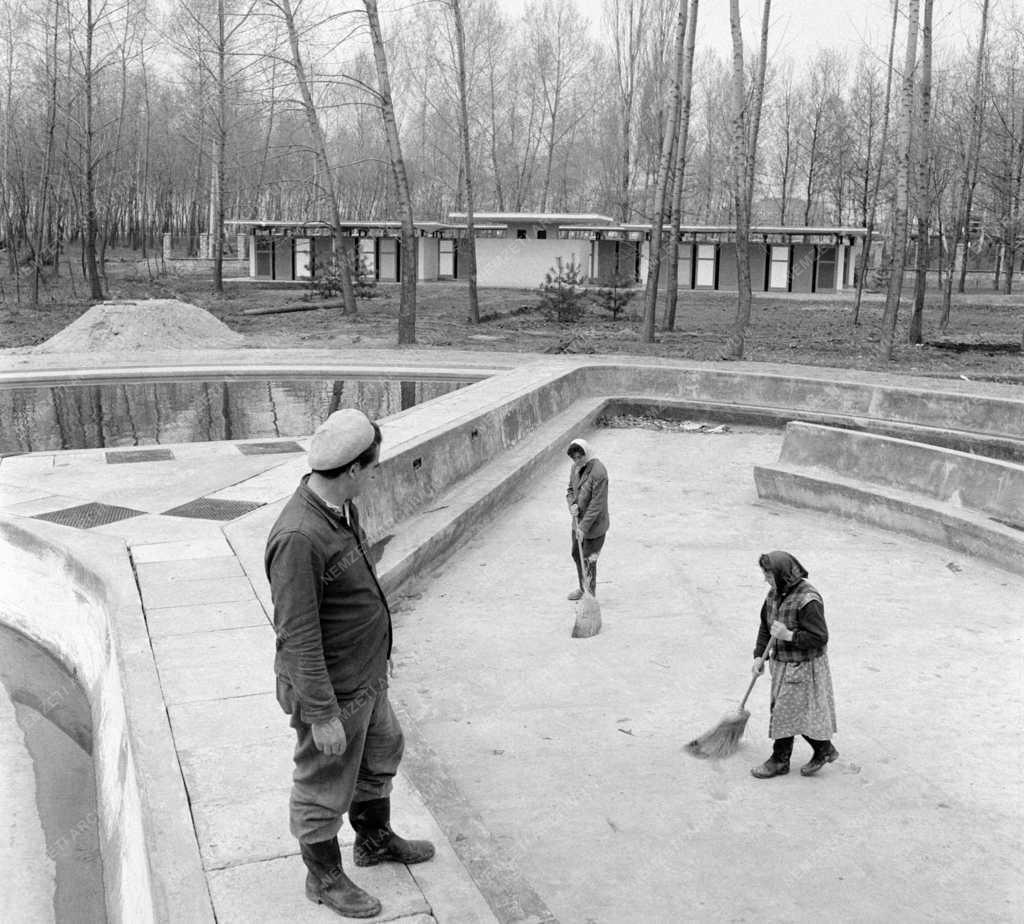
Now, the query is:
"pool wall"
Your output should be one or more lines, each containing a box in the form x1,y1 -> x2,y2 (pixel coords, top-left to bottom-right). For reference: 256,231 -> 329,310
0,516 -> 213,923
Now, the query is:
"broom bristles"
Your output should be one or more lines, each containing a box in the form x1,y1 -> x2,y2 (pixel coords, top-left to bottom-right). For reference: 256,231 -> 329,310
572,592 -> 602,638
684,708 -> 750,759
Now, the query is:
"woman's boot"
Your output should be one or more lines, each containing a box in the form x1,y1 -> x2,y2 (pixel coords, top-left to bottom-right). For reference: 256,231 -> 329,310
300,837 -> 381,918
349,797 -> 436,867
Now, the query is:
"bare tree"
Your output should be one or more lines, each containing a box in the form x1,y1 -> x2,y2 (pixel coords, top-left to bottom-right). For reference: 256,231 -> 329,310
445,0 -> 479,323
878,0 -> 919,361
640,0 -> 687,343
907,0 -> 933,345
664,0 -> 699,332
364,0 -> 417,344
605,0 -> 648,221
853,0 -> 899,326
269,0 -> 358,315
940,0 -> 990,329
721,0 -> 771,361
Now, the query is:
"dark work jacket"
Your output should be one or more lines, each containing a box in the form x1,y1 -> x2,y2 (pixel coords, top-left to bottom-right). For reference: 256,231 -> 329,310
264,476 -> 392,724
566,457 -> 610,539
753,580 -> 828,662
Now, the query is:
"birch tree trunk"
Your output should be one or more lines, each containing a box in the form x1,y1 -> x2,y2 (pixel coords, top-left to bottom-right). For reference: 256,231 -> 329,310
364,0 -> 417,344
908,0 -> 933,344
664,0 -> 699,332
941,0 -> 989,329
853,0 -> 899,326
878,0 -> 919,361
276,0 -> 357,315
639,1 -> 686,343
448,0 -> 478,323
721,0 -> 770,360
83,0 -> 104,300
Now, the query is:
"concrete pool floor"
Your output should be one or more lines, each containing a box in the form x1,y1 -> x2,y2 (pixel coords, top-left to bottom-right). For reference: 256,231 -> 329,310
0,352 -> 1021,922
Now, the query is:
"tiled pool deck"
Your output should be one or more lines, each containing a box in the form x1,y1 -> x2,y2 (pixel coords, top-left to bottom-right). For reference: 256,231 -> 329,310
1,348 -> 1022,923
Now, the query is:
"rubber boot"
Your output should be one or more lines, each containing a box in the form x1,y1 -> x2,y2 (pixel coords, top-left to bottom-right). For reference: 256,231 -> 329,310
300,837 -> 382,919
349,797 -> 436,868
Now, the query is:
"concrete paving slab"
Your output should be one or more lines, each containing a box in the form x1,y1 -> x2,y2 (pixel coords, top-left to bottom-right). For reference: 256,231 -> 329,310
0,494 -> 88,516
92,512 -> 225,545
389,426 -> 1024,923
130,533 -> 235,563
168,693 -> 284,751
145,599 -> 268,638
136,555 -> 245,586
179,738 -> 293,804
0,454 -> 54,474
192,785 -> 294,868
0,482 -> 52,506
152,625 -> 273,704
207,854 -> 431,923
139,574 -> 256,610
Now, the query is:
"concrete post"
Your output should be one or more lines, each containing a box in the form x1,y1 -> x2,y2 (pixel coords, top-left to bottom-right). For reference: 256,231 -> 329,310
162,233 -> 172,261
236,234 -> 247,260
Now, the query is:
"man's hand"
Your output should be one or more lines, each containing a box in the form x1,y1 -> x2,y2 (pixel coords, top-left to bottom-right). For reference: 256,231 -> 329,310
586,552 -> 599,562
569,503 -> 579,518
312,717 -> 347,756
752,657 -> 765,676
769,620 -> 794,641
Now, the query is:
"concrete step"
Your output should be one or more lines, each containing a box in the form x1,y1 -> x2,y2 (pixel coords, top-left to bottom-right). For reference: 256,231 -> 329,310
754,462 -> 1024,576
773,421 -> 1024,525
376,396 -> 606,595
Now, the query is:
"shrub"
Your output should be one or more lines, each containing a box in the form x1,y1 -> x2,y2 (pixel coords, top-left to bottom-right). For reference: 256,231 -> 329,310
311,254 -> 378,299
537,257 -> 589,323
591,274 -> 637,320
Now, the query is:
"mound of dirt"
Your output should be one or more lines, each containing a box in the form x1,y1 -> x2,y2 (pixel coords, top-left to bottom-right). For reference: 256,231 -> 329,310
32,299 -> 245,353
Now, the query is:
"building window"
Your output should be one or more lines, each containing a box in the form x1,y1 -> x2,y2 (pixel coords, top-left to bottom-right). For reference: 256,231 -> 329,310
536,229 -> 547,240
516,229 -> 527,239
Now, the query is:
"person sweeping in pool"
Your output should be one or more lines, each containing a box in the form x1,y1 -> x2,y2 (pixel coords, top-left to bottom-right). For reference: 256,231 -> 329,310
265,409 -> 434,919
565,437 -> 609,600
750,550 -> 838,779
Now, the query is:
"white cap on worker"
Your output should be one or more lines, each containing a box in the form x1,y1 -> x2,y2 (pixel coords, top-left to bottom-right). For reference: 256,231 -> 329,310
308,408 -> 376,470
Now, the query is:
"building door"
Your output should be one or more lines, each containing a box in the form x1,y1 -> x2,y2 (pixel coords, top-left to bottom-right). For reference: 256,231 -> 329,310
768,245 -> 790,290
815,245 -> 836,291
255,238 -> 273,278
273,238 -> 293,280
378,237 -> 399,281
439,239 -> 456,278
695,244 -> 717,288
294,238 -> 312,279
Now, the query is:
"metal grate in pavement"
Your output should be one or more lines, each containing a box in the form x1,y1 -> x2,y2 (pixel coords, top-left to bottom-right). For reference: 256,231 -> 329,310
236,441 -> 304,456
33,502 -> 144,529
162,497 -> 265,521
106,448 -> 175,464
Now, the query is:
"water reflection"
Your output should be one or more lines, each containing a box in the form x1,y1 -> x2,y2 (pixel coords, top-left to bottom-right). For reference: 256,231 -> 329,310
0,378 -> 470,452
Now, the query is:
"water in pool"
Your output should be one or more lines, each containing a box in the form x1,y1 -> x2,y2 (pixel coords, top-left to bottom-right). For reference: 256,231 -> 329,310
0,621 -> 105,922
0,377 -> 472,453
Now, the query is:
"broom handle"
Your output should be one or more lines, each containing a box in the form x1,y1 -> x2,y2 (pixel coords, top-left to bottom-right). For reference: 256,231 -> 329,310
738,640 -> 775,711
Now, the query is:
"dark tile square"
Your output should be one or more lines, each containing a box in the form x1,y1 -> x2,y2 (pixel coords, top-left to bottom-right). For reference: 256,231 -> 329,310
236,441 -> 304,456
106,448 -> 175,464
162,498 -> 265,521
33,502 -> 144,529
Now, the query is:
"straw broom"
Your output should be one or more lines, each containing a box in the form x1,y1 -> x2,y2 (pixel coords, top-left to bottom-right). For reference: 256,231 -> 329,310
571,524 -> 601,638
684,641 -> 775,759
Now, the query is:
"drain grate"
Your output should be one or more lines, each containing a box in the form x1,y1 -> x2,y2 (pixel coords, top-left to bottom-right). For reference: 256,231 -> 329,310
237,441 -> 304,456
33,502 -> 144,529
106,448 -> 175,464
163,497 -> 265,521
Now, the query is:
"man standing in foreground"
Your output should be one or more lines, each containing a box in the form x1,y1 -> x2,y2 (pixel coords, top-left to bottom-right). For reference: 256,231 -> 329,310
565,437 -> 610,600
265,408 -> 434,919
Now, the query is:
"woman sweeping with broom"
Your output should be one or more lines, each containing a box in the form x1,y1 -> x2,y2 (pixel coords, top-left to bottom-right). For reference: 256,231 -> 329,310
750,551 -> 838,779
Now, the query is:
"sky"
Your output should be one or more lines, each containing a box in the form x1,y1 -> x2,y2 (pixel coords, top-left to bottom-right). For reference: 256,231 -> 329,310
499,0 -> 1001,61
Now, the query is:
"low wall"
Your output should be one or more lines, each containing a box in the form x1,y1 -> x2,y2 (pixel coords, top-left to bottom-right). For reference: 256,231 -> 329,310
0,517 -> 213,924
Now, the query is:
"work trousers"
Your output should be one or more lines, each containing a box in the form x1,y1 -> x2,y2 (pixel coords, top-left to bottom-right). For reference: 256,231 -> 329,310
289,684 -> 404,844
772,735 -> 831,762
571,530 -> 606,595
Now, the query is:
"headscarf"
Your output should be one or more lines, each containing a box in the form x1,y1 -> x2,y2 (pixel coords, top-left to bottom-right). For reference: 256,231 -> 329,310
567,438 -> 592,466
758,550 -> 808,596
